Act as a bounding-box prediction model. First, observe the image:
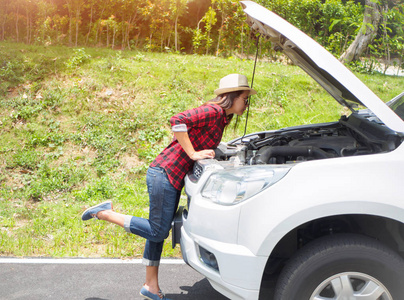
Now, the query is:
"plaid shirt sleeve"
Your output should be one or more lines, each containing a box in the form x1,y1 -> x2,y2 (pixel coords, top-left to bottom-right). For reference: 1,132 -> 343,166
150,104 -> 228,190
169,105 -> 222,130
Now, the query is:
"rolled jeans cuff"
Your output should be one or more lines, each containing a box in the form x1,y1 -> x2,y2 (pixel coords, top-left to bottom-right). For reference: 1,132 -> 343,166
142,257 -> 160,267
124,215 -> 132,233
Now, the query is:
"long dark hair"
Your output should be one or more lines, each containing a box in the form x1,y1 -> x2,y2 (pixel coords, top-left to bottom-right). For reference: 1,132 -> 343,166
207,90 -> 244,126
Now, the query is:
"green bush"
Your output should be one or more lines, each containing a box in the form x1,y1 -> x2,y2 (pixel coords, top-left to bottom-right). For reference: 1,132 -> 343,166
65,48 -> 91,70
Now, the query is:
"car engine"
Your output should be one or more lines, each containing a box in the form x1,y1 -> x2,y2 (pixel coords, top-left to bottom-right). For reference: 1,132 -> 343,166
213,113 -> 402,166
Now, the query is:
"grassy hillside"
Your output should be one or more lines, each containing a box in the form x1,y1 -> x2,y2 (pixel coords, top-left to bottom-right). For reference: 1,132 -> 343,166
0,42 -> 402,258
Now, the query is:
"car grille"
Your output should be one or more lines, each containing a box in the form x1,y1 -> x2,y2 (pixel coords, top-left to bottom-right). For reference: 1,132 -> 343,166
193,163 -> 204,179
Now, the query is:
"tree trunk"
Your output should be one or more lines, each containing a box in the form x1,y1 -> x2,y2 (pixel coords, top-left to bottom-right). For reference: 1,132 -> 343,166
86,4 -> 93,45
175,14 -> 178,51
1,21 -> 4,40
125,17 -> 132,49
26,8 -> 32,44
95,6 -> 106,46
121,22 -> 125,49
106,24 -> 109,47
112,27 -> 116,49
75,8 -> 80,47
15,5 -> 19,42
68,12 -> 73,46
339,0 -> 381,64
126,12 -> 138,49
160,20 -> 165,51
241,23 -> 244,56
216,10 -> 224,56
26,9 -> 29,43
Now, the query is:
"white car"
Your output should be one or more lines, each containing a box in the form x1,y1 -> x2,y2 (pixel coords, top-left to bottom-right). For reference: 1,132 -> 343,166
172,1 -> 404,299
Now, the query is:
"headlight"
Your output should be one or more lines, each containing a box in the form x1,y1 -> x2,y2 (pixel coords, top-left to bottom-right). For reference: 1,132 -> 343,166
201,165 -> 292,205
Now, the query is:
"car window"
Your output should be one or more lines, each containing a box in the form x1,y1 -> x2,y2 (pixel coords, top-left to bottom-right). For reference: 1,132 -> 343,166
388,92 -> 404,121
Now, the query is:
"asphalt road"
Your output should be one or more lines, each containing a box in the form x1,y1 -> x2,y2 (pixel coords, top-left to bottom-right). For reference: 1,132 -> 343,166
0,258 -> 229,300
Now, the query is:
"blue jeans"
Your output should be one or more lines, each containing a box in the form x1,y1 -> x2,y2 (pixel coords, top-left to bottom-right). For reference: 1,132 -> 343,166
123,167 -> 181,266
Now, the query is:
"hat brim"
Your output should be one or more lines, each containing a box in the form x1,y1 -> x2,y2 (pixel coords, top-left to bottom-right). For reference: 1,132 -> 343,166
214,86 -> 257,96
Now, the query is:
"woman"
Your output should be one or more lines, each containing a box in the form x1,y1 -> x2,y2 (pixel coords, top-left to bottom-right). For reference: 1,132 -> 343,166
81,74 -> 256,300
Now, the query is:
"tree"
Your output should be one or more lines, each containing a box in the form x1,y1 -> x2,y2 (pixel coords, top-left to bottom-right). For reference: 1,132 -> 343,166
193,6 -> 217,54
104,15 -> 119,48
169,0 -> 188,52
35,0 -> 57,44
64,0 -> 85,46
22,0 -> 37,44
116,0 -> 143,49
11,0 -> 23,42
93,0 -> 110,46
214,0 -> 228,56
84,0 -> 96,45
0,0 -> 11,41
339,0 -> 381,63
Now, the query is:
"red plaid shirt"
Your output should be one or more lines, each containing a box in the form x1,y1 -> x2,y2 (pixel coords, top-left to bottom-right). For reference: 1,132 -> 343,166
150,103 -> 228,190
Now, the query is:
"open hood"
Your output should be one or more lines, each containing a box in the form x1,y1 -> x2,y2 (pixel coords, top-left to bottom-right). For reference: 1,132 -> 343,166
241,1 -> 404,133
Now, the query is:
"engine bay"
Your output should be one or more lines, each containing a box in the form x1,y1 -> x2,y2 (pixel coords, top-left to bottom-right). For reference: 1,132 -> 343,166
214,113 -> 402,166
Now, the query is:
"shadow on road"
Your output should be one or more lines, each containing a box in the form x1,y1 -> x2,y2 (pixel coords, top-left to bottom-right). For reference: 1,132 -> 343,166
167,278 -> 228,299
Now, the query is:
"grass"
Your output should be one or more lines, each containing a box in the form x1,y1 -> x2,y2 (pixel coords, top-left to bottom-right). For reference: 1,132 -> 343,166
0,41 -> 403,258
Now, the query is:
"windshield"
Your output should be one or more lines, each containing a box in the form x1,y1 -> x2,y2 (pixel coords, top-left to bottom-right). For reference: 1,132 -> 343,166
388,92 -> 404,121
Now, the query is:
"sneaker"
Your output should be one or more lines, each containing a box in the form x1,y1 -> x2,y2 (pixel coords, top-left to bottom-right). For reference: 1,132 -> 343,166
139,286 -> 171,300
81,200 -> 112,221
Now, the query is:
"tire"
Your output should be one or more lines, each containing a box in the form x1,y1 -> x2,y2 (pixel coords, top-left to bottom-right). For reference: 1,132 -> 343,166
273,233 -> 404,300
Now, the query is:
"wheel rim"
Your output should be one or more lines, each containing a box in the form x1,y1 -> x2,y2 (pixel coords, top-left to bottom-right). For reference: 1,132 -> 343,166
310,272 -> 393,300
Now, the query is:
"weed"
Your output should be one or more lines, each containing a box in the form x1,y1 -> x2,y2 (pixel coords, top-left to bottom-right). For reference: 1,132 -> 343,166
18,161 -> 86,201
73,176 -> 116,202
136,127 -> 169,163
65,48 -> 91,70
92,155 -> 121,177
10,149 -> 40,170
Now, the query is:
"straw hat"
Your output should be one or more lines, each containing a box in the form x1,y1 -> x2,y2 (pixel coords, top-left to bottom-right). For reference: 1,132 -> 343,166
214,74 -> 257,96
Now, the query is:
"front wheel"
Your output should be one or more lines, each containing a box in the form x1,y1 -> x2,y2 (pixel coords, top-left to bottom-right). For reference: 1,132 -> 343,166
274,234 -> 404,300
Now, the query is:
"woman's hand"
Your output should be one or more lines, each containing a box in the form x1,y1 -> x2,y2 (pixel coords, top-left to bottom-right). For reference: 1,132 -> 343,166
189,149 -> 215,161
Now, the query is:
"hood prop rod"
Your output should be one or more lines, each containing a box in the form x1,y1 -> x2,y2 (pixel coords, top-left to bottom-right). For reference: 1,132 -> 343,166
241,33 -> 260,142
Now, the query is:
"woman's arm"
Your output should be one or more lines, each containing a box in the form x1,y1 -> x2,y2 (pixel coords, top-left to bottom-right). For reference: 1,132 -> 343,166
174,131 -> 215,161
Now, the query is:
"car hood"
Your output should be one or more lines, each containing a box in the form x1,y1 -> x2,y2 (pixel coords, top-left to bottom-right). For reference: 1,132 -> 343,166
241,1 -> 404,133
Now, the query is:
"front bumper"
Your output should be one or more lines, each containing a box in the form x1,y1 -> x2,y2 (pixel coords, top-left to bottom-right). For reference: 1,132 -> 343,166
171,168 -> 268,300
179,224 -> 265,300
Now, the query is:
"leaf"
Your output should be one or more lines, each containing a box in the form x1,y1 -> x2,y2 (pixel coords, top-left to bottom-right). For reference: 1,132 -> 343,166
329,19 -> 341,32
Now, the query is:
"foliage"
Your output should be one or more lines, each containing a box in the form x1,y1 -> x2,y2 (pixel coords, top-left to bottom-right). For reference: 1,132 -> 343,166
371,2 -> 404,74
0,0 -> 402,65
193,6 -> 217,54
259,0 -> 323,36
319,0 -> 363,55
65,48 -> 92,69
